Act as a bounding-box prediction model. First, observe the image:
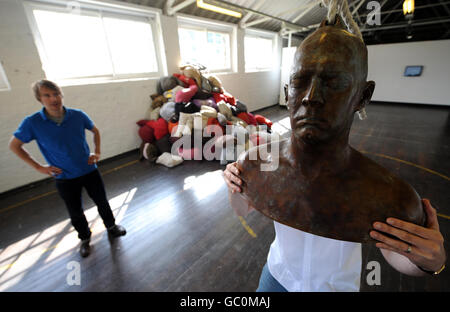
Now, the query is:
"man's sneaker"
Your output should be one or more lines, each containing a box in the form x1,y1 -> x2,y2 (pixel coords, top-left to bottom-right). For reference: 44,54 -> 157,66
107,224 -> 127,238
80,239 -> 91,258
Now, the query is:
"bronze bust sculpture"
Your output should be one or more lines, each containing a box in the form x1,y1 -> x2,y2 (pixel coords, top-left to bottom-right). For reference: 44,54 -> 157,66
229,18 -> 426,243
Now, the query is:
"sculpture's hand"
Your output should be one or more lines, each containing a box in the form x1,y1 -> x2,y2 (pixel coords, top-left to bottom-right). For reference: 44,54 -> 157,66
370,199 -> 446,274
223,162 -> 243,193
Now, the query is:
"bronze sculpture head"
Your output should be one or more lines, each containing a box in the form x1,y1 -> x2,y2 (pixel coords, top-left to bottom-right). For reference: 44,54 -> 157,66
288,18 -> 375,148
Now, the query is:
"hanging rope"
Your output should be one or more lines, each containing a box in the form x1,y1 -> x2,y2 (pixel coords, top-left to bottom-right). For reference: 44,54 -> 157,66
320,0 -> 363,40
321,0 -> 340,24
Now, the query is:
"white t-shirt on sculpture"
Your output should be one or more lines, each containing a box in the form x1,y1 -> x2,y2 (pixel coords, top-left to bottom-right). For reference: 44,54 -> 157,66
267,221 -> 362,292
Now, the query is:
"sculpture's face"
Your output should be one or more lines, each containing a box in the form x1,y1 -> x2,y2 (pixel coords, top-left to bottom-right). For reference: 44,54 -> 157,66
288,26 -> 368,145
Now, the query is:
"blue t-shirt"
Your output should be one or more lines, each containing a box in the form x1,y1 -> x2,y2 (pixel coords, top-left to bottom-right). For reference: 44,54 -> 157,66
14,107 -> 97,179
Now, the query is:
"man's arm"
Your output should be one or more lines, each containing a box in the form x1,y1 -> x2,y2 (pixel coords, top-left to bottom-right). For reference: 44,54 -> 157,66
8,136 -> 62,176
88,126 -> 101,164
371,199 -> 446,276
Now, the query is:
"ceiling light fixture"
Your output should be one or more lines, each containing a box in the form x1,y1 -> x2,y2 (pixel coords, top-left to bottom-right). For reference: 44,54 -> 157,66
403,0 -> 415,15
403,0 -> 414,39
196,0 -> 242,18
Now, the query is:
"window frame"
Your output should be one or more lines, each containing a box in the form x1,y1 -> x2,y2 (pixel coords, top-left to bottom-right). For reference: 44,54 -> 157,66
23,0 -> 166,85
177,14 -> 237,74
244,28 -> 278,73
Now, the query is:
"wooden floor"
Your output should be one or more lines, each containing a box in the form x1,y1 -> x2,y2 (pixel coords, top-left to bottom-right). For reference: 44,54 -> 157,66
0,102 -> 449,292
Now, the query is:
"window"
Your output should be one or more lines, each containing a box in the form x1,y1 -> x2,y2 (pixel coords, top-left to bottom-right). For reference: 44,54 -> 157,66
244,30 -> 276,72
0,62 -> 11,91
24,1 -> 162,83
178,17 -> 234,72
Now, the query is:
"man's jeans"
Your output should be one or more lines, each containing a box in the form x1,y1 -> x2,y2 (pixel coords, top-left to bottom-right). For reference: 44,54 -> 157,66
256,262 -> 288,292
55,169 -> 115,241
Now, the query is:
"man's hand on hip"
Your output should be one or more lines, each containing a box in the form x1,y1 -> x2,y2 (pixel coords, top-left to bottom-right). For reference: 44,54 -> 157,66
88,153 -> 100,165
36,164 -> 62,177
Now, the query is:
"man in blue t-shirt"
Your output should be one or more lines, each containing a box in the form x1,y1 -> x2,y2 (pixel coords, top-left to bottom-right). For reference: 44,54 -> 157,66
9,80 -> 126,258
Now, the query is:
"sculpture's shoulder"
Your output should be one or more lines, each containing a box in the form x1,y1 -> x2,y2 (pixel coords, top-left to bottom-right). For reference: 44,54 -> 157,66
350,149 -> 425,226
235,139 -> 293,201
236,138 -> 290,174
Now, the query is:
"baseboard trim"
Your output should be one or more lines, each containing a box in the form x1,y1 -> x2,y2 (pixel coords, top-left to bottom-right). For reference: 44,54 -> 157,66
251,103 -> 284,114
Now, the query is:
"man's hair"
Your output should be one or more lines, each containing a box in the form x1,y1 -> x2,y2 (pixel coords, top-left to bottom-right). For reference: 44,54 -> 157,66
32,80 -> 63,102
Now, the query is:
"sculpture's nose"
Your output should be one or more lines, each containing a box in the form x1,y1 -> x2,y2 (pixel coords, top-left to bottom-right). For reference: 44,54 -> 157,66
302,77 -> 324,107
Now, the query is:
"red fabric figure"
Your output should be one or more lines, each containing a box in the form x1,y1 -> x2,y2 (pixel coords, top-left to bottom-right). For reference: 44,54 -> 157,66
173,73 -> 196,87
237,112 -> 258,126
137,119 -> 155,143
146,118 -> 169,141
212,91 -> 235,106
254,114 -> 273,128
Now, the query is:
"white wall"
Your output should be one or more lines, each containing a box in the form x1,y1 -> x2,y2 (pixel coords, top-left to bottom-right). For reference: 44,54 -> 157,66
0,0 -> 282,193
367,40 -> 450,106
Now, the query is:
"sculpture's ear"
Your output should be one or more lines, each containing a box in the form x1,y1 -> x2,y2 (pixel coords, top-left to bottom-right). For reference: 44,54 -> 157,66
284,84 -> 288,103
356,81 -> 375,111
